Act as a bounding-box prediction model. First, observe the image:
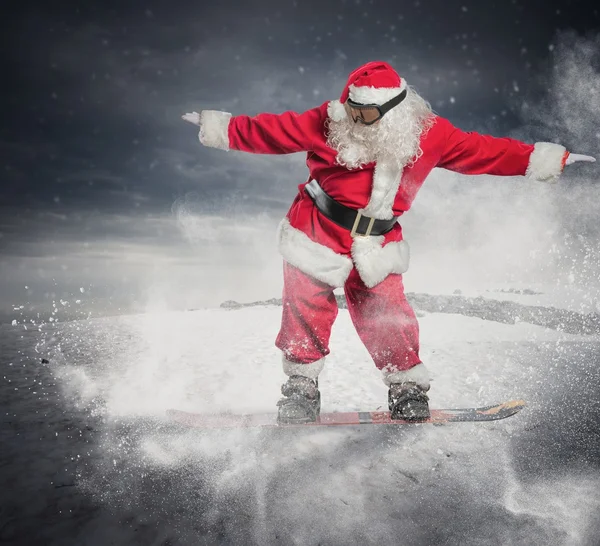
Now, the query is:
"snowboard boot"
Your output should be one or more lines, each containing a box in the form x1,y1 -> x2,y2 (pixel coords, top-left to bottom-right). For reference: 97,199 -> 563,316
388,382 -> 430,422
277,375 -> 321,424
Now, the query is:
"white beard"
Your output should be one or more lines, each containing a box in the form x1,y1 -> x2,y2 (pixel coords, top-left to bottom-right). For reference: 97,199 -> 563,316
326,87 -> 435,171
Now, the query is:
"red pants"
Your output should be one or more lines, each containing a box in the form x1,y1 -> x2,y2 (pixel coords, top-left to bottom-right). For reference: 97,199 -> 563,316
275,262 -> 421,372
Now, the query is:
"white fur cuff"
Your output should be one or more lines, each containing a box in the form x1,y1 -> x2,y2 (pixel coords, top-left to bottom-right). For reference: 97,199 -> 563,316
382,362 -> 430,389
282,356 -> 325,379
525,142 -> 567,183
276,218 -> 353,287
198,110 -> 232,151
351,236 -> 409,288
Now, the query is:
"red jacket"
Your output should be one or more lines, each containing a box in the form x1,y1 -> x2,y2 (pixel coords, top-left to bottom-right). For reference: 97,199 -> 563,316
197,101 -> 567,288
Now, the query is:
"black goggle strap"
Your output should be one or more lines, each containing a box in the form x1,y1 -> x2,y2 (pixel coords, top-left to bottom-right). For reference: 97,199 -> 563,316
378,88 -> 407,115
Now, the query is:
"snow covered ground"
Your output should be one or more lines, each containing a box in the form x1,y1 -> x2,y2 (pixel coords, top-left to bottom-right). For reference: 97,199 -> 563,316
2,290 -> 600,545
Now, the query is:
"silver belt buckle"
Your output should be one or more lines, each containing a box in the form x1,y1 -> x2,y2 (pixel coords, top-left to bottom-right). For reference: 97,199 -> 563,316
351,211 -> 375,238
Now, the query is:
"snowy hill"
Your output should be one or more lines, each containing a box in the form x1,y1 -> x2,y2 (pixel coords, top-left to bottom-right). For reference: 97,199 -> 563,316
2,294 -> 600,545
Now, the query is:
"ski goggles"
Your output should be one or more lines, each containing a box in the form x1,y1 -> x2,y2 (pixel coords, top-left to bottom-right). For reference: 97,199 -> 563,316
346,88 -> 408,125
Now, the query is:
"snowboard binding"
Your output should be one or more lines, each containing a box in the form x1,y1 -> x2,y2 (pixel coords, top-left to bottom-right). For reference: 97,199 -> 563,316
388,382 -> 430,422
277,375 -> 321,424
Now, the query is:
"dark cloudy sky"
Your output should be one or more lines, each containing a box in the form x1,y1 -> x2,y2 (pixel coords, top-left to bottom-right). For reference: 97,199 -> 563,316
2,0 -> 600,323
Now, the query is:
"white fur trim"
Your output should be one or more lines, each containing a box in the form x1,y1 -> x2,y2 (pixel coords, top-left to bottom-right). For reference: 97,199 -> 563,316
525,142 -> 567,183
382,362 -> 430,389
327,100 -> 347,122
351,236 -> 409,289
276,218 -> 353,288
360,160 -> 405,220
348,81 -> 407,105
198,110 -> 232,151
282,356 -> 325,379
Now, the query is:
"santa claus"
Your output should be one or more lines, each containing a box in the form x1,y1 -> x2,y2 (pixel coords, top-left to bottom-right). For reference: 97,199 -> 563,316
182,60 -> 595,424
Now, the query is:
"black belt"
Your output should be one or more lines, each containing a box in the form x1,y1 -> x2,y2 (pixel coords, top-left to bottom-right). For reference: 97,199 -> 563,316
304,179 -> 398,237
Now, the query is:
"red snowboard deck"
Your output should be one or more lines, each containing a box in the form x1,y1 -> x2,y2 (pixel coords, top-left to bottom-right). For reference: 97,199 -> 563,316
166,399 -> 525,429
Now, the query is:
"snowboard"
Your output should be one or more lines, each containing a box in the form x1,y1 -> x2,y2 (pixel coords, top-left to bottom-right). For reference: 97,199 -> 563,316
166,399 -> 525,429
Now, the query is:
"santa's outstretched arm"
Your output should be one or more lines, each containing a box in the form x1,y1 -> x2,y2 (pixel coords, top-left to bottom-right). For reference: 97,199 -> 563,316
435,117 -> 596,183
182,107 -> 323,155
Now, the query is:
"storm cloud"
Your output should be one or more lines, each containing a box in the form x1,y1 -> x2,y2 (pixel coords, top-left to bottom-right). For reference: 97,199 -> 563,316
1,0 -> 599,323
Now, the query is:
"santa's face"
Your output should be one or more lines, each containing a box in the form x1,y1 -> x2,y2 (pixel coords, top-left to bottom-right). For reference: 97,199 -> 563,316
326,87 -> 435,171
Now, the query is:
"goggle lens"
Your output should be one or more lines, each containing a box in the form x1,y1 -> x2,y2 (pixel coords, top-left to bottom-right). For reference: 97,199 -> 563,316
345,89 -> 408,126
348,104 -> 382,125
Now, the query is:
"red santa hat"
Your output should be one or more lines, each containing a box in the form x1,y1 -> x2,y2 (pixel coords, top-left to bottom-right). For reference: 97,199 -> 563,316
340,61 -> 407,105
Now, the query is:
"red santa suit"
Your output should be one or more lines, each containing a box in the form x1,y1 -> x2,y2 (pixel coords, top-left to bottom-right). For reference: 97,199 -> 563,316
193,61 -> 569,388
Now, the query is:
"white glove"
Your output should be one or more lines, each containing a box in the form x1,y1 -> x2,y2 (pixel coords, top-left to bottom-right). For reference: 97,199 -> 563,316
182,111 -> 201,126
565,153 -> 596,166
